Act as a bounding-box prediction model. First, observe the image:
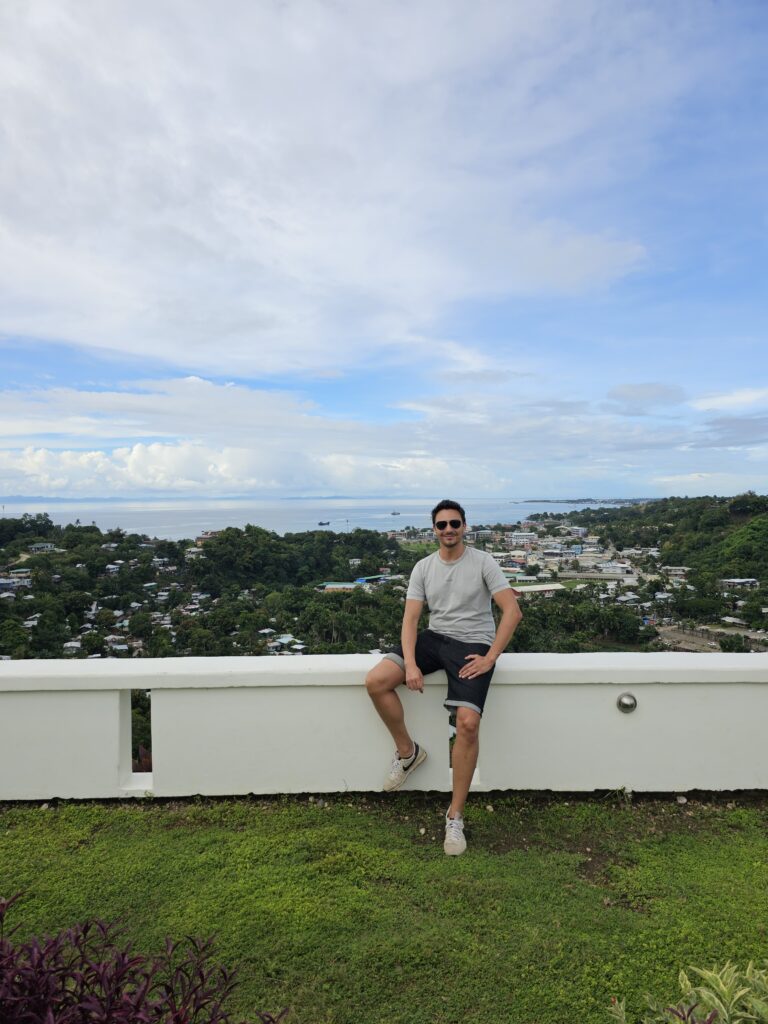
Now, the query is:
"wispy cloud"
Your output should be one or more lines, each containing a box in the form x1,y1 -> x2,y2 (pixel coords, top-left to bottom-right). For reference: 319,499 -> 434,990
604,383 -> 687,416
690,415 -> 768,449
0,0 -> 707,376
652,472 -> 713,484
691,388 -> 768,412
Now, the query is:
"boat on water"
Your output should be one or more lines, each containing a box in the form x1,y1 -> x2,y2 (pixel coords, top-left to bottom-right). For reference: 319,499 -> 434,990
318,520 -> 330,525
390,511 -> 401,515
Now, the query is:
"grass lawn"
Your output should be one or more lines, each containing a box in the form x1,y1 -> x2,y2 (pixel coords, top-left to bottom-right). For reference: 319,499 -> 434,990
2,793 -> 768,1023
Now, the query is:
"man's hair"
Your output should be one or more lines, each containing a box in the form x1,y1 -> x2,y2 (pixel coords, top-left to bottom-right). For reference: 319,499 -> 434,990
431,499 -> 466,524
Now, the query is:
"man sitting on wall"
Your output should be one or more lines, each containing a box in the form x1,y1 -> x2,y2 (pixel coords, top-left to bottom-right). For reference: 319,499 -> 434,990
365,499 -> 522,855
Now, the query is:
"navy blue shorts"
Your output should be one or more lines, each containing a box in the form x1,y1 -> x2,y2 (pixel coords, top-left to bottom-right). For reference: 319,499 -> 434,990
384,629 -> 494,716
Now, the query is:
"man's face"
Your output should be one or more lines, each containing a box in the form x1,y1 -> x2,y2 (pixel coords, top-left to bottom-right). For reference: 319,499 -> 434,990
432,508 -> 466,548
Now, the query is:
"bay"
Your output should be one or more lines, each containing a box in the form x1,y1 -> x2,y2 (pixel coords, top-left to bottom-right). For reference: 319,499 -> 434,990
0,496 -> 624,540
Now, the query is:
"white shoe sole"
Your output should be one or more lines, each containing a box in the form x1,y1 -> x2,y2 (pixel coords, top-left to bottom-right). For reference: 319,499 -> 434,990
382,747 -> 428,792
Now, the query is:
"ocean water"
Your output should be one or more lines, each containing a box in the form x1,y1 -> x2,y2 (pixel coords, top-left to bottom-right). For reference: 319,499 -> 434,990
0,497 -> 620,541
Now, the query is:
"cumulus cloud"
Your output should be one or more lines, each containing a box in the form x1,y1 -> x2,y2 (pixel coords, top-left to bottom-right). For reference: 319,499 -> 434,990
0,441 -> 485,498
0,0 -> 709,376
2,374 -> 764,498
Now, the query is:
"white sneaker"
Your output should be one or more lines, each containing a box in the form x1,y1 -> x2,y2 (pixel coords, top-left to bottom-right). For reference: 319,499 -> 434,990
444,812 -> 467,855
382,743 -> 427,792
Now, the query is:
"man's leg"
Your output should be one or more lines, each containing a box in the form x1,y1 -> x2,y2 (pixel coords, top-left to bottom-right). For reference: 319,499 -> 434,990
365,658 -> 413,758
448,706 -> 481,819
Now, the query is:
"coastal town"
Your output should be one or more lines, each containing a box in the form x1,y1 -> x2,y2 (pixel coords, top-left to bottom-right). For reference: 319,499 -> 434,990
1,507 -> 765,660
390,521 -> 767,649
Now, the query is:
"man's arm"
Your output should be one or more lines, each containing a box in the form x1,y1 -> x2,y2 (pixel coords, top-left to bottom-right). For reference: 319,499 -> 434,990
401,598 -> 425,691
458,588 -> 522,680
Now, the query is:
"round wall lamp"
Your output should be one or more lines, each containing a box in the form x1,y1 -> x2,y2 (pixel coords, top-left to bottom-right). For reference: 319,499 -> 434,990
617,692 -> 638,714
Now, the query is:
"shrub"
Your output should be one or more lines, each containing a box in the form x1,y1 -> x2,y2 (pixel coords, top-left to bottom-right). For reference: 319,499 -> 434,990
718,633 -> 750,653
609,962 -> 768,1024
0,893 -> 287,1023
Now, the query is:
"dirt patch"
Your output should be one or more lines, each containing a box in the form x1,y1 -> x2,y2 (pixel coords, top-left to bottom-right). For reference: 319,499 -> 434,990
576,849 -> 615,883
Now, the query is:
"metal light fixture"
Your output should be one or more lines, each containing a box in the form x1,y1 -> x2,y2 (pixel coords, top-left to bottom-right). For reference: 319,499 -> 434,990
617,692 -> 637,713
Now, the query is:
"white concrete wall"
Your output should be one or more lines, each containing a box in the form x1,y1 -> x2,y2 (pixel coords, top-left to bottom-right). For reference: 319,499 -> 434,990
0,689 -> 132,799
1,653 -> 767,799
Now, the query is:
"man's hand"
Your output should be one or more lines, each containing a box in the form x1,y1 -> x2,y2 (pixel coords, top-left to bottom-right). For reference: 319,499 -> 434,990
404,663 -> 424,692
459,652 -> 496,679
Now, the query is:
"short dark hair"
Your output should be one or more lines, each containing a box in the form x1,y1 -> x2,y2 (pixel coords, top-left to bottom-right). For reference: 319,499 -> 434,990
431,499 -> 466,524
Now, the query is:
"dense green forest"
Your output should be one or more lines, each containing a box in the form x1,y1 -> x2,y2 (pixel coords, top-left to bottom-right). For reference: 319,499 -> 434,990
0,514 -> 421,659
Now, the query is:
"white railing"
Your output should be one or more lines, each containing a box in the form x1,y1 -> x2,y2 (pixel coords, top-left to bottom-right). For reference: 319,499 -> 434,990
2,653 -> 768,800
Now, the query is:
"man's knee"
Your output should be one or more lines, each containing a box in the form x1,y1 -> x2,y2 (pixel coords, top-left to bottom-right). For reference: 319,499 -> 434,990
364,668 -> 380,696
456,707 -> 481,742
365,659 -> 404,696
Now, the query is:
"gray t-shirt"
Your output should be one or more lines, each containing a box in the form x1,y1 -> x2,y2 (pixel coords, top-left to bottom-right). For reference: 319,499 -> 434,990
406,546 -> 511,645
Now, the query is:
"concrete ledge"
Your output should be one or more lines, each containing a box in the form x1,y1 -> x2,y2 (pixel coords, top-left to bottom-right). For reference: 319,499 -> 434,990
2,654 -> 768,798
2,652 -> 766,690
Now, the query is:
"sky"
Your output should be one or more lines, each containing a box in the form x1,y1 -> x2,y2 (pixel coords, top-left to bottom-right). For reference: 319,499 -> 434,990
1,0 -> 767,501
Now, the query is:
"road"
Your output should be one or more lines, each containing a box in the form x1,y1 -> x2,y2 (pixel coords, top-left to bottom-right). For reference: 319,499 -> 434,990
657,624 -> 767,652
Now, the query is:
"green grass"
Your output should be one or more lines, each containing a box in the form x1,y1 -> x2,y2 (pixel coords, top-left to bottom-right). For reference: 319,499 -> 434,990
2,794 -> 768,1023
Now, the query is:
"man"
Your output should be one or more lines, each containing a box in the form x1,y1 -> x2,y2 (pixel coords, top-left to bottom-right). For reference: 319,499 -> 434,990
365,499 -> 522,855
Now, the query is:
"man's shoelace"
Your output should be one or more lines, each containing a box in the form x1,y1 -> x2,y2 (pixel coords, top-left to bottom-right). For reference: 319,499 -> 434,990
390,749 -> 415,774
445,817 -> 464,838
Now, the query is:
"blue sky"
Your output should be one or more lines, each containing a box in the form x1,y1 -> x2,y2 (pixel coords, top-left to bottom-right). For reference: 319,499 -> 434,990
1,0 -> 767,499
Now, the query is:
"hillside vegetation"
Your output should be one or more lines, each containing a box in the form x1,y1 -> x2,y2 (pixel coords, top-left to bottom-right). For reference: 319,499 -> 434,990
557,492 -> 768,580
3,494 -> 768,664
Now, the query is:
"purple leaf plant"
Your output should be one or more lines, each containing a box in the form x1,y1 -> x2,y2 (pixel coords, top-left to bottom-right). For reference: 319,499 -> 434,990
0,892 -> 288,1023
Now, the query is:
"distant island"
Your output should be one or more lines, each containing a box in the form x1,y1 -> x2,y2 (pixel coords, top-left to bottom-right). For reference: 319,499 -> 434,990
523,498 -> 650,506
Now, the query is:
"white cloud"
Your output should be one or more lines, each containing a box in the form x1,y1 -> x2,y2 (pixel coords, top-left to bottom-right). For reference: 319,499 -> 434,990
0,0 -> 711,375
0,377 -> 320,443
690,388 -> 768,412
2,374 -> 767,498
0,441 -> 480,497
649,471 -> 758,497
653,472 -> 712,483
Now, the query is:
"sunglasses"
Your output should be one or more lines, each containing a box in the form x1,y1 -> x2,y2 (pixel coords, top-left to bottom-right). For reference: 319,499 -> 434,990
434,519 -> 462,530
